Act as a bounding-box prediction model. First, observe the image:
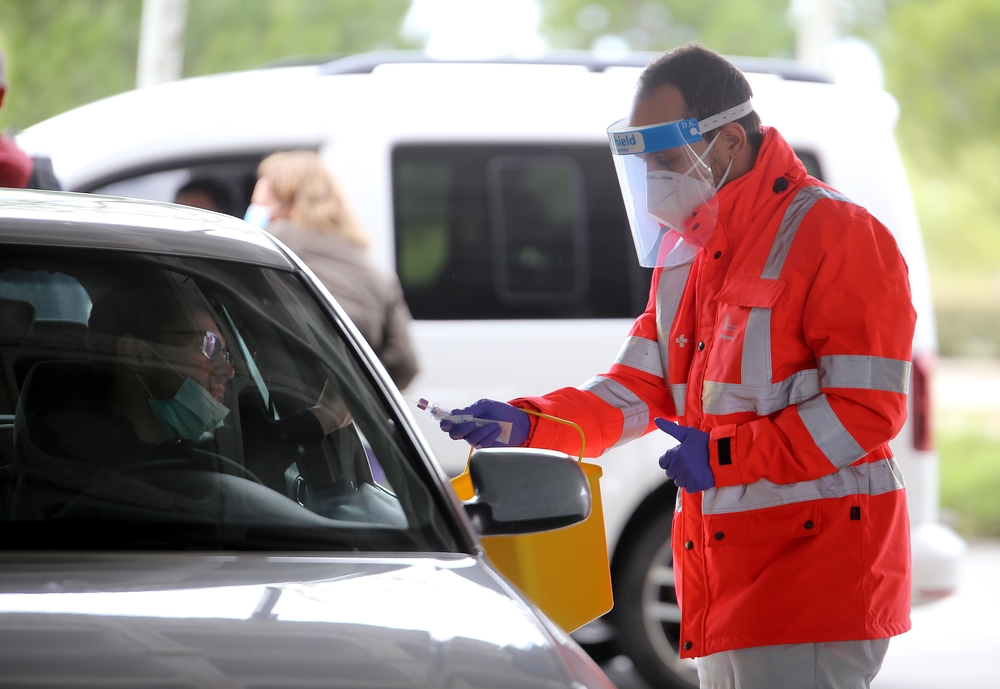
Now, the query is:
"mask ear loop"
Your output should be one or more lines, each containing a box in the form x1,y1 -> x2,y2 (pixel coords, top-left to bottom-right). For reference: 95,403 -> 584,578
680,131 -> 721,180
715,158 -> 734,190
130,340 -> 184,400
133,369 -> 157,399
140,340 -> 191,384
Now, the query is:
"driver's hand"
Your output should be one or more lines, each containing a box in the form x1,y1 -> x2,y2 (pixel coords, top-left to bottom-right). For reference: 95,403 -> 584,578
309,379 -> 353,434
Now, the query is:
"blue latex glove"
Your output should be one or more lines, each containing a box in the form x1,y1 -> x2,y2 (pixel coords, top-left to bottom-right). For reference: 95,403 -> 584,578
655,418 -> 714,493
440,399 -> 530,448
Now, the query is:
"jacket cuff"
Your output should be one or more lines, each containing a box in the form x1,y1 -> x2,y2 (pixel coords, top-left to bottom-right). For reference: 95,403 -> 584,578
709,424 -> 743,486
509,397 -> 547,447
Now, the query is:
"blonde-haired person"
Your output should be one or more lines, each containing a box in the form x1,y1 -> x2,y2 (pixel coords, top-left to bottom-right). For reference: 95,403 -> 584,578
246,151 -> 418,389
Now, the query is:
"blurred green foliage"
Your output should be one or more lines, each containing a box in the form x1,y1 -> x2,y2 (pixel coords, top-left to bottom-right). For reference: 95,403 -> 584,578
538,0 -> 796,58
879,0 -> 1000,355
0,0 -> 141,132
939,430 -> 1000,538
0,0 -> 414,132
183,0 -> 414,76
880,0 -> 1000,162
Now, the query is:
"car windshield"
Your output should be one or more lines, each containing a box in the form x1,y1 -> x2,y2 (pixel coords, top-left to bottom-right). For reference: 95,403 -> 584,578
0,247 -> 459,553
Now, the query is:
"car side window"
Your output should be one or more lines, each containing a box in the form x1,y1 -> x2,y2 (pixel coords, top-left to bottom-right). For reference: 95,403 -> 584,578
0,247 -> 459,553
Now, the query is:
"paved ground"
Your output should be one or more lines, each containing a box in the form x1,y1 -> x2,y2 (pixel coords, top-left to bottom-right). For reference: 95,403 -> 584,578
873,541 -> 1000,688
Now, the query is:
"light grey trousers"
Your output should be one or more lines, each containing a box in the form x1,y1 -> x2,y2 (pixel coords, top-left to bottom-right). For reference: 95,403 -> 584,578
696,639 -> 890,689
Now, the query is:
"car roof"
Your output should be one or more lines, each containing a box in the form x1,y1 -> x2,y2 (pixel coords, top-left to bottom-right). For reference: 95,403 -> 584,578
0,189 -> 294,269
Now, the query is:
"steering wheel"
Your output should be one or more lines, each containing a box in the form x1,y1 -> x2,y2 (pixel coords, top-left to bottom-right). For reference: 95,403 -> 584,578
120,451 -> 265,485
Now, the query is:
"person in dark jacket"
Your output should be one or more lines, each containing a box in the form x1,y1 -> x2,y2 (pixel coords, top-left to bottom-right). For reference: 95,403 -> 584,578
0,47 -> 60,190
246,151 -> 419,389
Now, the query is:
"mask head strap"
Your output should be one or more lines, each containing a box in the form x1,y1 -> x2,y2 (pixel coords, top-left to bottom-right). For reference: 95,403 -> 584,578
697,99 -> 755,135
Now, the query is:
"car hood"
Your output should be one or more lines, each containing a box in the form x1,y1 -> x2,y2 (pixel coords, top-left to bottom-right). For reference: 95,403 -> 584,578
0,552 -> 599,688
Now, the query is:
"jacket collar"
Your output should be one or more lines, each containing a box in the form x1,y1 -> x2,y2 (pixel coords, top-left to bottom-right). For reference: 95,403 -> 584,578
711,127 -> 808,252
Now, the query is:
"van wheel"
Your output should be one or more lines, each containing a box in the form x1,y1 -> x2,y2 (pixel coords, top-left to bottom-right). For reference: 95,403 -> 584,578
613,508 -> 699,689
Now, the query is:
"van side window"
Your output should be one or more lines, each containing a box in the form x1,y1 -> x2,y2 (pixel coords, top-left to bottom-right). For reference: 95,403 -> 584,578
393,144 -> 651,320
488,155 -> 588,307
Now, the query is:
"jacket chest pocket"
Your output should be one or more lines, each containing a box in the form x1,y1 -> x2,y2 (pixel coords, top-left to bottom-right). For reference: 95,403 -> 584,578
707,277 -> 786,387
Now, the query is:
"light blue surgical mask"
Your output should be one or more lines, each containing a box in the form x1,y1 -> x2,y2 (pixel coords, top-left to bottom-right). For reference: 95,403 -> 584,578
137,341 -> 231,443
243,203 -> 271,229
147,376 -> 230,442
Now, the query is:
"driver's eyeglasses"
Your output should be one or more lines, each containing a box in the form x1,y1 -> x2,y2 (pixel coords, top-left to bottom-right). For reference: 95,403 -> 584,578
162,330 -> 231,363
197,331 -> 231,364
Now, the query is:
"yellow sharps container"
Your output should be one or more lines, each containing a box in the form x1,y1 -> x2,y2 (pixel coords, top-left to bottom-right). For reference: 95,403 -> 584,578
449,414 -> 613,633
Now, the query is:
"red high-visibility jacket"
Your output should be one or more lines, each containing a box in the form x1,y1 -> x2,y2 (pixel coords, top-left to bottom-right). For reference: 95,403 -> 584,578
514,127 -> 915,657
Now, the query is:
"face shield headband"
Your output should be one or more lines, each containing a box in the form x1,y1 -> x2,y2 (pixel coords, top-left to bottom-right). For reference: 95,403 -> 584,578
607,99 -> 754,266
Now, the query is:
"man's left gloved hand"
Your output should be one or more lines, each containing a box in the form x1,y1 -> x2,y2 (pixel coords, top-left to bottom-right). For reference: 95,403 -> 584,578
655,418 -> 714,493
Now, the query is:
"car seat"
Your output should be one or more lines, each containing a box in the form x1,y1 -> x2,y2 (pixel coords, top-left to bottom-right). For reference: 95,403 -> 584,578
1,360 -> 108,519
12,360 -> 106,466
0,298 -> 35,337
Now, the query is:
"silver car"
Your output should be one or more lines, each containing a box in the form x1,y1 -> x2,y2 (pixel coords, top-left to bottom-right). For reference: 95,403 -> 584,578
0,189 -> 614,689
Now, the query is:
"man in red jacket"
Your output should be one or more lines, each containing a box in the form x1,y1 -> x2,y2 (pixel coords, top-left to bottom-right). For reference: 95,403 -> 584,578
0,47 -> 60,190
440,45 -> 914,689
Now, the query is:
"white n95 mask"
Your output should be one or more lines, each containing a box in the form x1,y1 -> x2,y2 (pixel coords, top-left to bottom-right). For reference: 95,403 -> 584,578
646,166 -> 718,230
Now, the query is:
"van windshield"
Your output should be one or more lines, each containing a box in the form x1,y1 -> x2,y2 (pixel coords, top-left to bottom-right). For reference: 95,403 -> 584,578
0,247 -> 458,553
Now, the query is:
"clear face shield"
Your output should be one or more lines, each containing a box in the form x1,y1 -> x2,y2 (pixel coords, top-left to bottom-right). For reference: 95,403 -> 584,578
607,100 -> 754,266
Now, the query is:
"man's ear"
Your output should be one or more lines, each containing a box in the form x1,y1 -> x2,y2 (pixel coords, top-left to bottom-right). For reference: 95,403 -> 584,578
716,121 -> 747,161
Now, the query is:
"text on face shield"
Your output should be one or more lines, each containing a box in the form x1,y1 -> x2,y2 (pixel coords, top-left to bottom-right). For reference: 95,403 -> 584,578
612,131 -> 645,154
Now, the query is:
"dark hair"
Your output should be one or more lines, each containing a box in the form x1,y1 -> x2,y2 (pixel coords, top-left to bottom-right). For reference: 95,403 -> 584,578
175,177 -> 234,216
637,44 -> 763,155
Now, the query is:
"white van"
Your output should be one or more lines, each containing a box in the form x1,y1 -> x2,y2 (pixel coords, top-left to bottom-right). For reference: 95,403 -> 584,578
18,52 -> 965,689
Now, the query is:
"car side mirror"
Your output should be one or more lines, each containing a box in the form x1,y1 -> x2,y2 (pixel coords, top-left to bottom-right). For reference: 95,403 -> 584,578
461,448 -> 591,536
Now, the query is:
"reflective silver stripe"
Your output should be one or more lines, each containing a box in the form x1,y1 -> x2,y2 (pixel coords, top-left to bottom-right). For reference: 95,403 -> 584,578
656,261 -> 694,382
580,376 -> 649,447
819,355 -> 911,394
702,368 -> 820,416
762,186 -> 852,279
614,336 -> 664,378
702,185 -> 857,417
798,393 -> 866,468
701,457 -> 905,515
671,384 -> 687,417
742,306 -> 772,387
656,245 -> 696,416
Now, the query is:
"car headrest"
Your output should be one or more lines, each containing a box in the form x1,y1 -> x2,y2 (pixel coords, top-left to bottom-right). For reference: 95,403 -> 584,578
0,299 -> 36,338
16,361 -> 106,423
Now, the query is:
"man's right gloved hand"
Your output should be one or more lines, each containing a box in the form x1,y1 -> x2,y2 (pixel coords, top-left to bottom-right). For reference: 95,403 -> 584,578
439,399 -> 530,448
